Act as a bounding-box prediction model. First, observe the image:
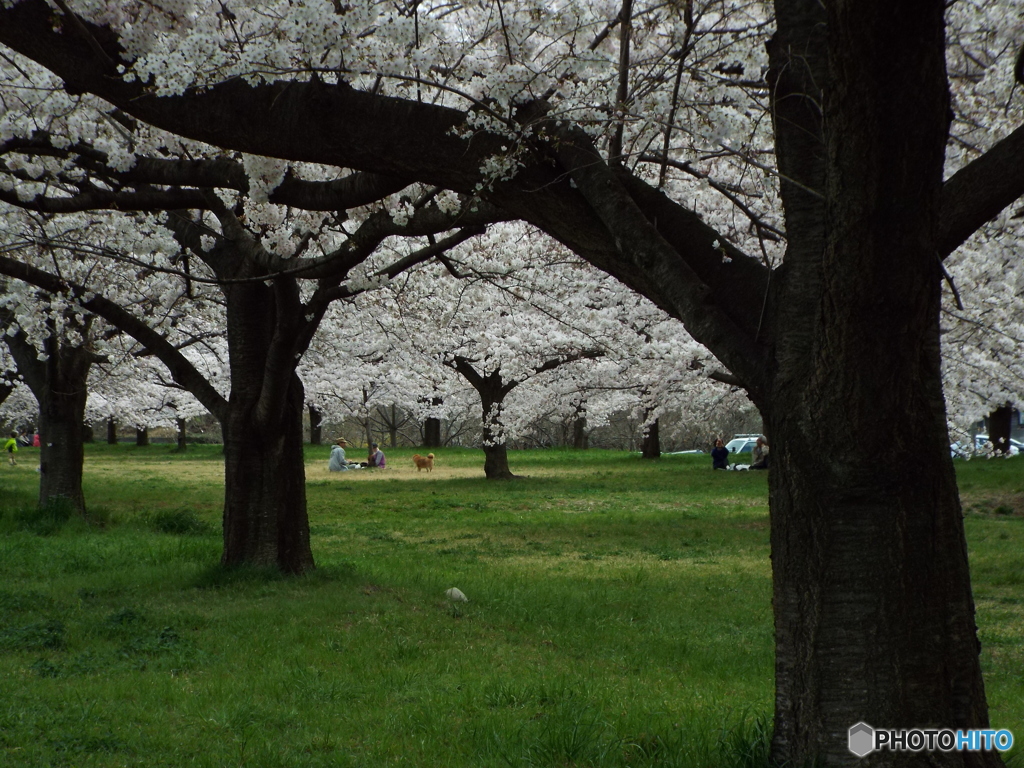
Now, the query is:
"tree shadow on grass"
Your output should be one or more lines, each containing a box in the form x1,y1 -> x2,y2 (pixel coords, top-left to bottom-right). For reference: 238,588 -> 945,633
191,560 -> 359,590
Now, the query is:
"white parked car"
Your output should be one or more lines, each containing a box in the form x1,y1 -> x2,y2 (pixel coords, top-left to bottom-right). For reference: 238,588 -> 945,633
725,435 -> 761,454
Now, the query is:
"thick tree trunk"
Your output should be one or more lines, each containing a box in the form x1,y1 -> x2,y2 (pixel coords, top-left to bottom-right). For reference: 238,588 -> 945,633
135,426 -> 149,446
309,405 -> 323,445
482,442 -> 516,480
641,418 -> 660,459
219,280 -> 315,574
423,416 -> 442,448
36,384 -> 87,513
423,396 -> 444,448
477,388 -> 517,479
765,2 -> 999,765
221,371 -> 313,573
5,329 -> 91,514
767,361 -> 995,766
475,380 -> 519,479
106,417 -> 117,445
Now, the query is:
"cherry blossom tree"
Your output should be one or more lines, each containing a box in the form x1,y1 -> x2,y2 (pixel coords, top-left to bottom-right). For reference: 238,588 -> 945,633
3,1 -> 1024,764
0,211 -> 156,512
0,102 -> 494,572
941,211 -> 1024,450
86,347 -> 214,450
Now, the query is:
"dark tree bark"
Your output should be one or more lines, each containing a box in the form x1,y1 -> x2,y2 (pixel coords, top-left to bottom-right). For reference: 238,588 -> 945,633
5,326 -> 93,514
176,417 -> 187,452
481,442 -> 515,480
423,417 -> 442,448
640,418 -> 660,459
82,422 -> 94,443
571,414 -> 589,450
985,405 -> 1013,454
308,405 -> 323,445
467,368 -> 518,480
222,366 -> 312,573
106,417 -> 117,445
215,277 -> 315,573
2,2 -> 1021,762
423,396 -> 444,448
761,3 -> 999,766
135,426 -> 149,447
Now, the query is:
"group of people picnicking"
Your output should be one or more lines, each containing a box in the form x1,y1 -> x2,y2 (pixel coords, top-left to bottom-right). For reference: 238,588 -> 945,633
711,435 -> 769,471
328,437 -> 386,472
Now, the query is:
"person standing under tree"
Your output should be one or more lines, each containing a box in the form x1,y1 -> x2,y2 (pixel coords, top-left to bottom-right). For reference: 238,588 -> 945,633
5,431 -> 19,466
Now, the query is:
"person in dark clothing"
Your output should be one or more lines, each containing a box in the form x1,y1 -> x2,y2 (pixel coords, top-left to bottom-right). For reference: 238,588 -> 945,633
711,438 -> 729,470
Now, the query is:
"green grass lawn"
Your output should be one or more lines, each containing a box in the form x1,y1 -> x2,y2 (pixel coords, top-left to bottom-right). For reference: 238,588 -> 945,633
0,444 -> 1020,767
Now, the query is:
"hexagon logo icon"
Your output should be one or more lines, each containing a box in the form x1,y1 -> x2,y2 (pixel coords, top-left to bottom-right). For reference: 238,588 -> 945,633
848,722 -> 875,757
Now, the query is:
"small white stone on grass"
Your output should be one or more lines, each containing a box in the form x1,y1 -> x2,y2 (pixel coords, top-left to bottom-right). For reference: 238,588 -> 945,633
445,587 -> 468,602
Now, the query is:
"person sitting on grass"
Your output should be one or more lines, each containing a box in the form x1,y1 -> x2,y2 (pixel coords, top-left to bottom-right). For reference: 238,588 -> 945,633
711,438 -> 729,470
363,442 -> 386,468
5,431 -> 19,466
750,436 -> 770,470
328,438 -> 357,472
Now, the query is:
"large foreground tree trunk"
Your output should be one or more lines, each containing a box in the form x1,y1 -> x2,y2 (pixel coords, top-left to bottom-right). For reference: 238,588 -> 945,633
768,369 -> 994,767
219,280 -> 315,573
764,2 -> 999,765
36,379 -> 88,512
222,373 -> 312,573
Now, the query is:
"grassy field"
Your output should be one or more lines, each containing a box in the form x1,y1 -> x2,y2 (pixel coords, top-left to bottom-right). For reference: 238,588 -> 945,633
0,444 -> 1020,767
